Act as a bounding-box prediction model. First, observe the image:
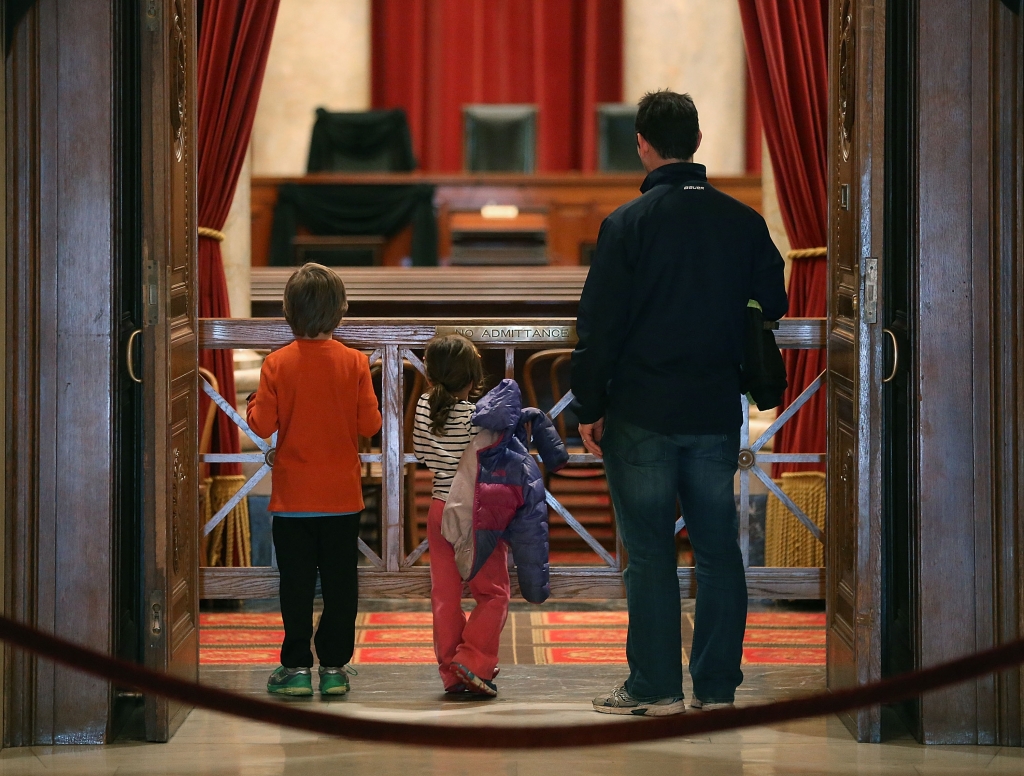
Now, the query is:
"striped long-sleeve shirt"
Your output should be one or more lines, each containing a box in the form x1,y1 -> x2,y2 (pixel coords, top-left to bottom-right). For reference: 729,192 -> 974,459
412,394 -> 479,501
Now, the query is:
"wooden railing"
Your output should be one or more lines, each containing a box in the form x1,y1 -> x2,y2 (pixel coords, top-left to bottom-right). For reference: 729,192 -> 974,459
198,317 -> 827,600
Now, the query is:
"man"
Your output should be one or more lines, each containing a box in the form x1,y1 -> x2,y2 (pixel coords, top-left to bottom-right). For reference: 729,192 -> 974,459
572,91 -> 788,716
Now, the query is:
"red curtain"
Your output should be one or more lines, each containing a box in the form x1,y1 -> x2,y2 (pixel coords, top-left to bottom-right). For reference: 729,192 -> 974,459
745,70 -> 763,175
739,0 -> 828,475
371,0 -> 622,172
197,0 -> 280,478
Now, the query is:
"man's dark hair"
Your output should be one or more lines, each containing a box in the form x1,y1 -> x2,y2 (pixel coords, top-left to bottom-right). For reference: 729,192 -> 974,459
283,263 -> 348,338
635,90 -> 700,161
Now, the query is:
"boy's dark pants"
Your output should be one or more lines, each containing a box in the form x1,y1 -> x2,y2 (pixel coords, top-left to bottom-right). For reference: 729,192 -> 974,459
273,514 -> 360,668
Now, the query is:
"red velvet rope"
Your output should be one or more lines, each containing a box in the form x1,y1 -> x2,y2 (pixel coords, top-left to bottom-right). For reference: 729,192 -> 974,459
2,612 -> 1021,749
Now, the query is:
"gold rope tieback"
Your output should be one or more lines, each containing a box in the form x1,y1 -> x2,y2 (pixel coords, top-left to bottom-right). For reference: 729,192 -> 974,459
786,247 -> 827,260
198,226 -> 226,242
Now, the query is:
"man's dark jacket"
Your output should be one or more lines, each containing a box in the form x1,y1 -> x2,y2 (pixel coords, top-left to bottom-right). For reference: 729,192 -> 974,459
570,162 -> 788,435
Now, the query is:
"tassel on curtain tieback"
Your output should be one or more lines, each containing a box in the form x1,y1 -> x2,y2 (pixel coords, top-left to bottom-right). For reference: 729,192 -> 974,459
206,474 -> 253,567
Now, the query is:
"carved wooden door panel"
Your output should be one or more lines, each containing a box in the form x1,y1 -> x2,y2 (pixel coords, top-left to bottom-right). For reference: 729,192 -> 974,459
139,0 -> 200,742
826,0 -> 886,743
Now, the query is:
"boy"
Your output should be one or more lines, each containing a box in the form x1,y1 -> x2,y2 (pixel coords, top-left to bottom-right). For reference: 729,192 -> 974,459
247,263 -> 382,696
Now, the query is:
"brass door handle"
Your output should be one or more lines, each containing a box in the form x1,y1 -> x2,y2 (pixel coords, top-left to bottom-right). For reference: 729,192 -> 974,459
882,328 -> 899,383
126,328 -> 143,384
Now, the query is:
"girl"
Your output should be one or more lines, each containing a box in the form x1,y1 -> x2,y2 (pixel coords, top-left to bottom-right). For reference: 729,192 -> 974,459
413,334 -> 506,696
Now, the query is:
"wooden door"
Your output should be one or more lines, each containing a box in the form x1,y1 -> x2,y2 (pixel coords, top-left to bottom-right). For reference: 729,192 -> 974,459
139,0 -> 200,742
825,0 -> 886,743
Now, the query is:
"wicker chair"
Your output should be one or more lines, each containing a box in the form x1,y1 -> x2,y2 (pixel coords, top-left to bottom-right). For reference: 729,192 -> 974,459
764,472 -> 826,567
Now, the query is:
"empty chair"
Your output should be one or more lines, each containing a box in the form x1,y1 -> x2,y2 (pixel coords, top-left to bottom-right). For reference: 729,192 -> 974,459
306,108 -> 416,173
295,108 -> 423,266
463,104 -> 537,173
596,103 -> 644,173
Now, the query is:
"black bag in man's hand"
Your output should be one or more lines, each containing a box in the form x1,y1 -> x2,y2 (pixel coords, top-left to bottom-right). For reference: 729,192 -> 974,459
740,301 -> 788,411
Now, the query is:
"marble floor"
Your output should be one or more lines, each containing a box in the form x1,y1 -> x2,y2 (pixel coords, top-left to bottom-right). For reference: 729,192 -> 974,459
0,601 -> 1018,774
0,661 -> 1022,775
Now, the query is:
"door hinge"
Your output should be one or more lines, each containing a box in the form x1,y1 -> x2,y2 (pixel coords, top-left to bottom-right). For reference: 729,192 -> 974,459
863,257 -> 878,324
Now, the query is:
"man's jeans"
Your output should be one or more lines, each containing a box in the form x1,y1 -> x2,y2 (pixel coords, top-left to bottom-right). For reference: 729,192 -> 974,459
602,413 -> 746,703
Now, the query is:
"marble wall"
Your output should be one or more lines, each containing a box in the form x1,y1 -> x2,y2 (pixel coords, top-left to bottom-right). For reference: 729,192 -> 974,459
221,146 -> 252,318
623,0 -> 748,175
762,136 -> 793,287
250,0 -> 371,176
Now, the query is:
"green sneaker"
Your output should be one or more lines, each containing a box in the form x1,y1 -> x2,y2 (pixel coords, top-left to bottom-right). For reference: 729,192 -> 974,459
319,665 -> 357,695
267,666 -> 313,696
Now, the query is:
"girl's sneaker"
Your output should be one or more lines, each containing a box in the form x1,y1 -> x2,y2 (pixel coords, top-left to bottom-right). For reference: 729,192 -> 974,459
319,665 -> 357,695
451,662 -> 497,697
267,666 -> 312,696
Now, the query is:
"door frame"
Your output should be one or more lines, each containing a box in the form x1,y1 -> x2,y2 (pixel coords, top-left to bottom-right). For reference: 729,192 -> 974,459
4,0 -> 126,744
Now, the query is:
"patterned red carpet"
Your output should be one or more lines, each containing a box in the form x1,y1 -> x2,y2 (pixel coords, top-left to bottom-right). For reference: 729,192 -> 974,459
200,610 -> 825,667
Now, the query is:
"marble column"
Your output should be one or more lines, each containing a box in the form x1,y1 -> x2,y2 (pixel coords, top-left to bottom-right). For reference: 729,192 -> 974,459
623,0 -> 748,175
762,136 -> 793,287
221,145 -> 252,318
250,0 -> 371,176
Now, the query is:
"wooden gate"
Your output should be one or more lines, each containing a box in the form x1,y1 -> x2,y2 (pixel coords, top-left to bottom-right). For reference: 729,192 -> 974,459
197,316 -> 826,601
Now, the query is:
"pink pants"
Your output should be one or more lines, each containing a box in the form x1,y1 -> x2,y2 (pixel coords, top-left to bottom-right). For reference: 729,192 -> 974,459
427,498 -> 510,690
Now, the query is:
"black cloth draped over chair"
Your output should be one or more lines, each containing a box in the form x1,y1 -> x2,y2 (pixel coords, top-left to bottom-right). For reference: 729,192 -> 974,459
269,183 -> 439,267
306,108 -> 416,173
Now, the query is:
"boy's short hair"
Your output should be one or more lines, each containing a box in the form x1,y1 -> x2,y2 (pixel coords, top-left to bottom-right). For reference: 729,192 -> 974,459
283,263 -> 348,338
635,90 -> 700,161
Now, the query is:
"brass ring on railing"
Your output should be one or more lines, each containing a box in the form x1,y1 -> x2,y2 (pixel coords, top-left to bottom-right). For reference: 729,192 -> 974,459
126,329 -> 143,384
883,328 -> 899,383
737,449 -> 756,470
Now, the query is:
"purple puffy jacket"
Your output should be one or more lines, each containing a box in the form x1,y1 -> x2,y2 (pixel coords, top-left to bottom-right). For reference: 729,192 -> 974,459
440,379 -> 569,603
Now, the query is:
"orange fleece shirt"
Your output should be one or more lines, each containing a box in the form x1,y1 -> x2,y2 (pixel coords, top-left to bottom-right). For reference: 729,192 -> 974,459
247,339 -> 382,514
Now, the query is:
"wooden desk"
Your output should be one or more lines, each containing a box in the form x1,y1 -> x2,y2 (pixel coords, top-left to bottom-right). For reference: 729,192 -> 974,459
251,173 -> 762,267
251,265 -> 589,317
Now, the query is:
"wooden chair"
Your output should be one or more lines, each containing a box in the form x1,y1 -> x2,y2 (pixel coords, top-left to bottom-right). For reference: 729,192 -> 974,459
523,349 -> 571,440
523,348 -> 600,477
522,349 -> 615,561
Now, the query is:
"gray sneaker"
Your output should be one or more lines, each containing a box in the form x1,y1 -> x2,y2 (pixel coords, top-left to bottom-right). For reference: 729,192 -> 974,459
690,697 -> 735,711
592,684 -> 685,716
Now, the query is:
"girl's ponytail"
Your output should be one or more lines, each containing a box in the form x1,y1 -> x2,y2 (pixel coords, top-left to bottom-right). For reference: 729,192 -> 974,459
427,382 -> 459,436
423,334 -> 484,436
